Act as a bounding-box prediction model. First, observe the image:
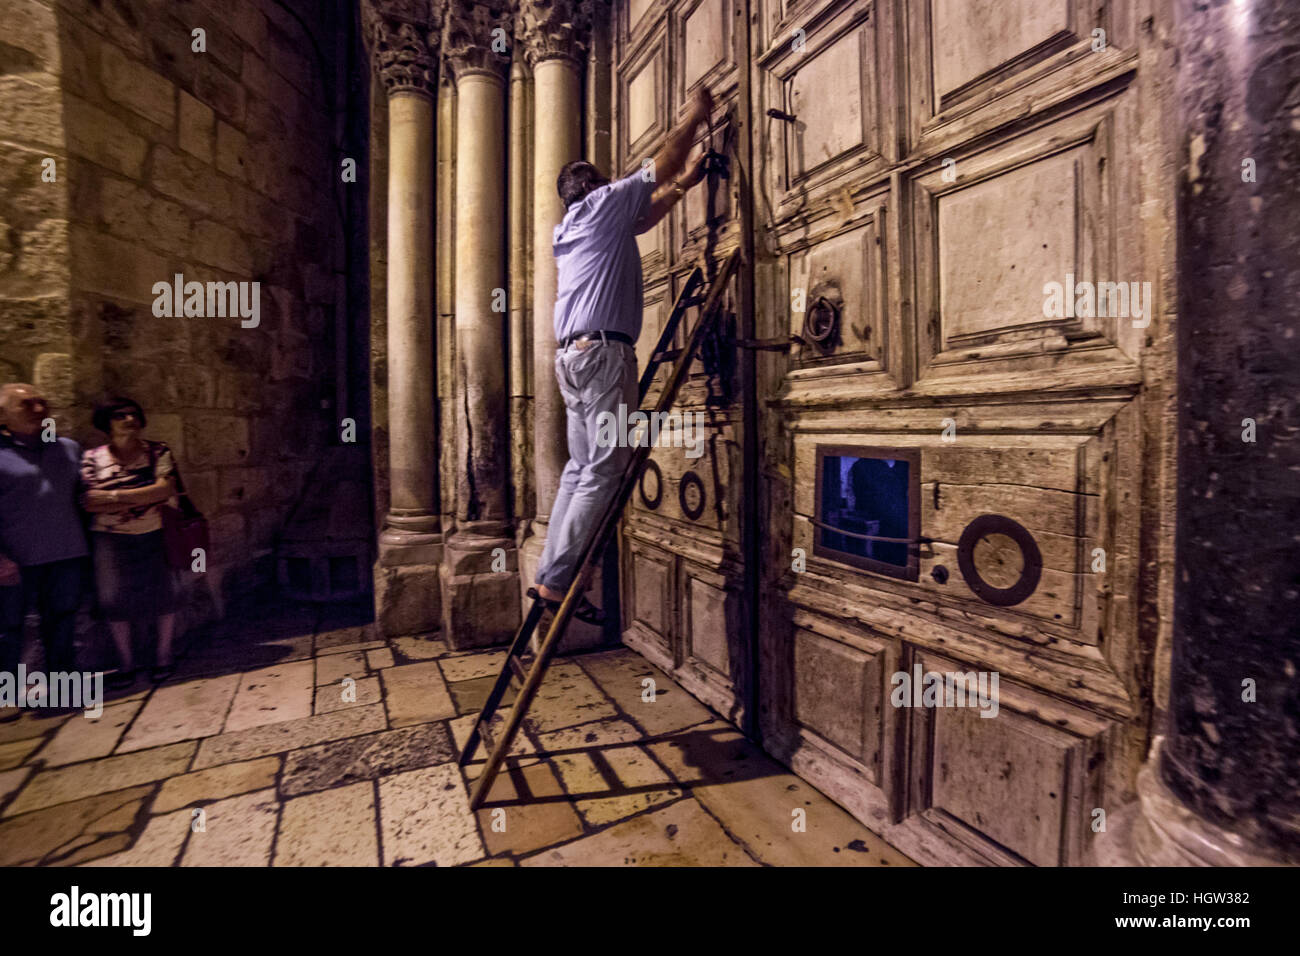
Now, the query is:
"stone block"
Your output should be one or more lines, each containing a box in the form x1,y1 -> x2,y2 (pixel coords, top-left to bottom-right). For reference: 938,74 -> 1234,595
264,21 -> 315,98
4,741 -> 197,816
173,365 -> 216,407
180,787 -> 278,866
63,95 -> 149,178
191,219 -> 253,274
374,562 -> 442,637
150,144 -> 226,217
0,297 -> 71,352
32,352 -> 73,405
440,565 -> 522,650
378,763 -> 483,867
68,226 -> 168,305
206,512 -> 246,561
193,58 -> 246,126
281,723 -> 455,798
243,91 -> 289,146
226,2 -> 269,56
178,91 -> 214,162
15,219 -> 68,281
99,176 -> 153,238
475,761 -> 584,857
99,41 -> 176,129
1,0 -> 59,67
269,329 -> 311,381
0,76 -> 63,154
153,756 -> 280,813
199,19 -> 244,77
184,414 -> 250,466
215,120 -> 248,180
0,783 -> 153,867
224,659 -> 315,733
182,468 -> 219,515
0,145 -> 66,222
218,466 -> 270,508
275,782 -> 378,866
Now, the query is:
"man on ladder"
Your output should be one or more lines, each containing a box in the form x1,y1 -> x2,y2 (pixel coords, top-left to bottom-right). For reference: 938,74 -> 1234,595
534,84 -> 715,622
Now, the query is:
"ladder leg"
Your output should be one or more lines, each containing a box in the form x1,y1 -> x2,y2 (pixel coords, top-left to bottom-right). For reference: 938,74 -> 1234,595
467,575 -> 586,810
457,596 -> 547,767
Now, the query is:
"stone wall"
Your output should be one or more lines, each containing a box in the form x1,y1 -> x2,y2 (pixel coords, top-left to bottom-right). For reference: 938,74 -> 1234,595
0,0 -> 371,622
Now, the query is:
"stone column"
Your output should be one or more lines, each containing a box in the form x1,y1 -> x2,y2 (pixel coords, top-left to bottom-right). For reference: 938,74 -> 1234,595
440,0 -> 521,648
509,58 -> 534,547
1132,0 -> 1300,865
437,75 -> 457,527
363,0 -> 444,637
517,1 -> 592,607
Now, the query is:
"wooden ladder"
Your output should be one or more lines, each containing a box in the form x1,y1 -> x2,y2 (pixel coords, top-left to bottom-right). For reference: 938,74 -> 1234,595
460,248 -> 742,810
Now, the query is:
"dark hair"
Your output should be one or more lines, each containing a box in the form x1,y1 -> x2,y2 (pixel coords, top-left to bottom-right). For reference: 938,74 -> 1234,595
92,396 -> 146,434
557,161 -> 609,208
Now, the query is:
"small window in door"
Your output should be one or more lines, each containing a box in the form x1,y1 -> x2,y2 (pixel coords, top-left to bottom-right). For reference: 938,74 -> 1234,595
813,445 -> 920,581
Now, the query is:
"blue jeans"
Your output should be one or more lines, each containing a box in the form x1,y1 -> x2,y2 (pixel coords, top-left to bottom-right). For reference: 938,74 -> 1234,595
536,336 -> 638,593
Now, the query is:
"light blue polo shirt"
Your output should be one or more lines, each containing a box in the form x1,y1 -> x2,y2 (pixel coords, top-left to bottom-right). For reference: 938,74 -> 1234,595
0,432 -> 88,566
552,170 -> 656,345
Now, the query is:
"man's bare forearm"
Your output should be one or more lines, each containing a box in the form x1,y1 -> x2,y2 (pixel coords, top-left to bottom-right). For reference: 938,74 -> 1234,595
651,111 -> 700,187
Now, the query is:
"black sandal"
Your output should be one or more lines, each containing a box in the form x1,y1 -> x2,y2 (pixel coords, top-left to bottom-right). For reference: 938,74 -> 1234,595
574,596 -> 606,626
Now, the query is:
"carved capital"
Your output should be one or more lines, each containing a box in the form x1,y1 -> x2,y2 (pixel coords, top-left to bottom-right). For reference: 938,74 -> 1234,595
362,0 -> 444,96
517,0 -> 593,68
443,0 -> 514,83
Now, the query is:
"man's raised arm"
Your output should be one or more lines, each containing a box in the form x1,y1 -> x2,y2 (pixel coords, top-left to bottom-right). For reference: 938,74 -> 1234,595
634,86 -> 714,235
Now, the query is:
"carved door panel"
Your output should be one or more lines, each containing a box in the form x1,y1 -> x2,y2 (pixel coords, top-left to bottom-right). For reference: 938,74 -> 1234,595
615,0 -> 752,724
749,0 -> 1171,865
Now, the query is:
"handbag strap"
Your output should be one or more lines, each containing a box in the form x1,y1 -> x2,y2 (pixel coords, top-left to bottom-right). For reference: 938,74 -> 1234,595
147,441 -> 191,501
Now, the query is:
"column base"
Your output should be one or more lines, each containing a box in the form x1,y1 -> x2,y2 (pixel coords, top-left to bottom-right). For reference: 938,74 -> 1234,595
1129,736 -> 1290,866
440,529 -> 521,650
374,562 -> 443,638
378,513 -> 443,567
373,525 -> 443,637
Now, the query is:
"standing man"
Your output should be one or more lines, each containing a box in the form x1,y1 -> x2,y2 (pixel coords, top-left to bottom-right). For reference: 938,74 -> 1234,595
0,384 -> 89,720
534,86 -> 715,620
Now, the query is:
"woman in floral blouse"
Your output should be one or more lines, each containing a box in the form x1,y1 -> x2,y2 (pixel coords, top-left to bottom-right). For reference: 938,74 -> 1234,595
80,396 -> 179,686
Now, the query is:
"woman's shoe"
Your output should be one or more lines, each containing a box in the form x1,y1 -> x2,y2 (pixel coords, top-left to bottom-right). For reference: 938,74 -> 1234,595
107,669 -> 136,689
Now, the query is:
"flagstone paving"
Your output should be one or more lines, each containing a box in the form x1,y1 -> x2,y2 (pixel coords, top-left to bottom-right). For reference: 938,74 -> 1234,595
0,607 -> 916,867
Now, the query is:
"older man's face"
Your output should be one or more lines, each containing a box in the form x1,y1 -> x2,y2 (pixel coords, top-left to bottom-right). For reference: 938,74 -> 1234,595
0,384 -> 49,436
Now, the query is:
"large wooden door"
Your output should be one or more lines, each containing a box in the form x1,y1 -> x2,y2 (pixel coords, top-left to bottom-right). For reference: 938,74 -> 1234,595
614,0 -> 755,725
612,0 -> 1176,866
748,0 -> 1175,865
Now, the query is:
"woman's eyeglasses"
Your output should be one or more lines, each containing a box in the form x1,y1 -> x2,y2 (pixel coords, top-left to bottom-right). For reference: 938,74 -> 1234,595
110,410 -> 138,421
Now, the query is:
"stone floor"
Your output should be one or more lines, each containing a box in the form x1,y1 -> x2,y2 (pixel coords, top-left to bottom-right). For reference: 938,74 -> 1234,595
0,605 -> 916,867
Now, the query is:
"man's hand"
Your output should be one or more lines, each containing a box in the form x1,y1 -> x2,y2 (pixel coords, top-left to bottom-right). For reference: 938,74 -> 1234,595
0,554 -> 19,588
689,86 -> 713,125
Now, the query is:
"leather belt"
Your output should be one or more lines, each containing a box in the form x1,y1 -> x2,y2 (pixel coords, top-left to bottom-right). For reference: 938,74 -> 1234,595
561,330 -> 634,349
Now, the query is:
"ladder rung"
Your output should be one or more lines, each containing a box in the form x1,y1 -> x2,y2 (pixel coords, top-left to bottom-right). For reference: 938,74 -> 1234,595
680,295 -> 705,308
652,348 -> 683,364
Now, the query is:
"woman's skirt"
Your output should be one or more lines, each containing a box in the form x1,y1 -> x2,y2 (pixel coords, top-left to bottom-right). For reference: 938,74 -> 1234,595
91,530 -> 177,621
